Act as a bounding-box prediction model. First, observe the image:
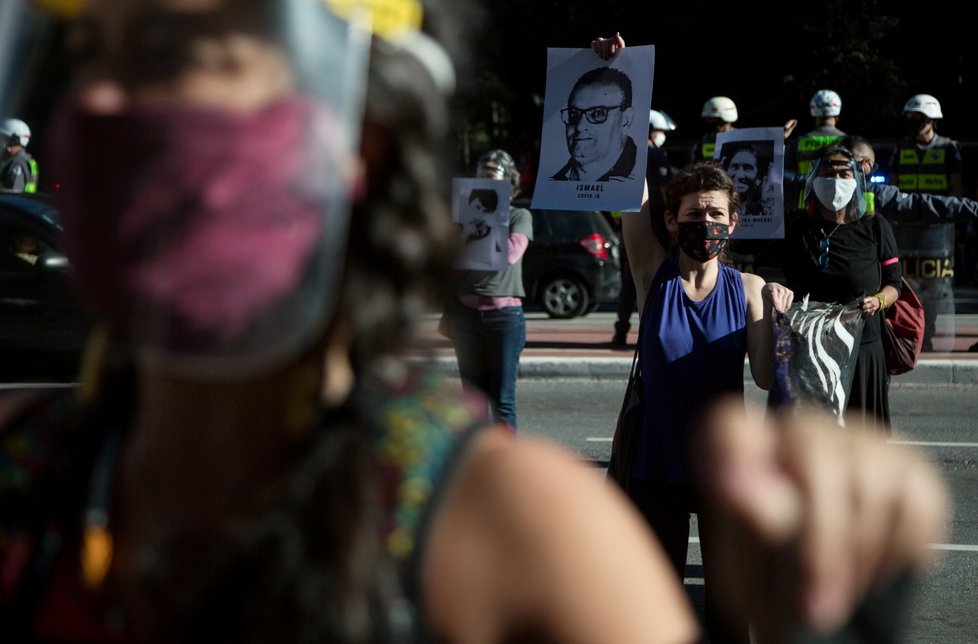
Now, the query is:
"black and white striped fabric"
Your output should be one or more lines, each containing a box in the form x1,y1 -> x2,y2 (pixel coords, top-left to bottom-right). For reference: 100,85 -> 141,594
769,295 -> 865,422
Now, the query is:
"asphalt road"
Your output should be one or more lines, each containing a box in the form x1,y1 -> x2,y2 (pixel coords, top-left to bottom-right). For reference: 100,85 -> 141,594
515,378 -> 978,643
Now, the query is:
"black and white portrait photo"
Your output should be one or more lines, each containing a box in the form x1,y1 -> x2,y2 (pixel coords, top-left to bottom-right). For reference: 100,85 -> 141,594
715,127 -> 785,239
452,178 -> 511,271
551,67 -> 638,183
531,45 -> 654,212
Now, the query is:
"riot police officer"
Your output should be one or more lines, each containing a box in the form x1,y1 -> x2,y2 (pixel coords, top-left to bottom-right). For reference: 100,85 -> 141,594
888,94 -> 964,352
785,89 -> 846,176
0,118 -> 38,193
690,96 -> 737,163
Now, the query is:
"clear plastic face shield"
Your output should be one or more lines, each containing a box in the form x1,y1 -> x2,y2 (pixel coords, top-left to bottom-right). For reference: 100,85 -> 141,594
0,0 -> 384,379
803,148 -> 867,222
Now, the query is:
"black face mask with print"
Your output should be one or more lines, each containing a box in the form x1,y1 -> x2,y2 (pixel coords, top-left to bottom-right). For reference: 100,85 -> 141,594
677,221 -> 730,262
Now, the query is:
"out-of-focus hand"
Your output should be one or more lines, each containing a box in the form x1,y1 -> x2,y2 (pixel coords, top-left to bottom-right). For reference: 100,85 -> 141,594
591,33 -> 626,60
462,218 -> 490,241
695,399 -> 949,642
762,283 -> 794,313
783,119 -> 798,139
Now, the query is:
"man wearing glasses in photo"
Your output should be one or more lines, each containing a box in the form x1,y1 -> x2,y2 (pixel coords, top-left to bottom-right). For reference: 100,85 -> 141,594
551,67 -> 637,182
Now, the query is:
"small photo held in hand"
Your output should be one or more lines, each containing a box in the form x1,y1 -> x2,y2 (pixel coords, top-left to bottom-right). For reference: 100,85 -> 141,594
452,178 -> 511,271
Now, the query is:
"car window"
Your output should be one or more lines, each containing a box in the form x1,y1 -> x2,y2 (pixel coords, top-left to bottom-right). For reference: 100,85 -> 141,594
0,224 -> 55,272
536,210 -> 598,240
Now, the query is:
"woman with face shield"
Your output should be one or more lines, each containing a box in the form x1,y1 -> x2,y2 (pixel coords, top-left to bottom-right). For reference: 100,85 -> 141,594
782,145 -> 903,430
0,9 -> 950,644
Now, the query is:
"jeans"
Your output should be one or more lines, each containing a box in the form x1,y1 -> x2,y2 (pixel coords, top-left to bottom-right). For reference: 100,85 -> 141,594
450,304 -> 526,429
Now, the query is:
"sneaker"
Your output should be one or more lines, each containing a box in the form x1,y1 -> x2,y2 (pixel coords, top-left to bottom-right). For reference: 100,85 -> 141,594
969,341 -> 978,353
611,333 -> 628,346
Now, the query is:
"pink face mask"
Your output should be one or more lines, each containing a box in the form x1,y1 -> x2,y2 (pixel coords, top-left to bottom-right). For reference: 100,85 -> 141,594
50,97 -> 345,364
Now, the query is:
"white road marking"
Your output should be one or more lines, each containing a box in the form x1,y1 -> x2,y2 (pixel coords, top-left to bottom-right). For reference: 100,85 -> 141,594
588,437 -> 978,448
590,438 -> 978,552
929,543 -> 978,552
686,537 -> 976,551
889,440 -> 978,448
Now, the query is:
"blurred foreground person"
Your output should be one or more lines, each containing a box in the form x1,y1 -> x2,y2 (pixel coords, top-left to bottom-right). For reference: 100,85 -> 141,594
0,7 -> 949,644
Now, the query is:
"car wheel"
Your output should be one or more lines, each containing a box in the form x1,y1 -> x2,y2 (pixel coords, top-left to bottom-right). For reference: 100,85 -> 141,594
541,276 -> 590,319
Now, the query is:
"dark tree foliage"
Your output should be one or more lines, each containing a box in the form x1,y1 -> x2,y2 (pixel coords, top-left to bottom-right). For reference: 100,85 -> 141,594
455,1 -> 975,194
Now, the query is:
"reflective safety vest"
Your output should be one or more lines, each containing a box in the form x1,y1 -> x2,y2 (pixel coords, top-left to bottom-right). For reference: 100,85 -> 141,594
692,134 -> 718,162
795,134 -> 842,175
896,146 -> 950,193
863,190 -> 874,215
25,158 -> 38,194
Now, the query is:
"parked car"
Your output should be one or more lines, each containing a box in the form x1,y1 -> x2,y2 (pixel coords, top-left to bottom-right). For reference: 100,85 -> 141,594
516,199 -> 621,319
0,192 -> 92,381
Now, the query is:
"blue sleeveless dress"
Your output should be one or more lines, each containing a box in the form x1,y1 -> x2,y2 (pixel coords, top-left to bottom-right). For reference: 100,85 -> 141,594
632,256 -> 748,490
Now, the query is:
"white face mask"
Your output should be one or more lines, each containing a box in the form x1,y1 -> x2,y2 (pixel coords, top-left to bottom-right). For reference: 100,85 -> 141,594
813,177 -> 857,212
651,132 -> 666,148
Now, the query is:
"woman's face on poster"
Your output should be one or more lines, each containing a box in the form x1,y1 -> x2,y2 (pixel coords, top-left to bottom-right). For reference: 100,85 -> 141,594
727,149 -> 759,196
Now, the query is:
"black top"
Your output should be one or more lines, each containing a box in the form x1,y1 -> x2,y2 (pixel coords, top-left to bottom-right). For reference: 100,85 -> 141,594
782,213 -> 902,344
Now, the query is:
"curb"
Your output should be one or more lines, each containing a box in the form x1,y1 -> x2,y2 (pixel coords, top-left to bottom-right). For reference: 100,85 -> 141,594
417,356 -> 978,385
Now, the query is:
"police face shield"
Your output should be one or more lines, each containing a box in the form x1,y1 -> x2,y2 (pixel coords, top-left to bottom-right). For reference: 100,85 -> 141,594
0,0 -> 376,379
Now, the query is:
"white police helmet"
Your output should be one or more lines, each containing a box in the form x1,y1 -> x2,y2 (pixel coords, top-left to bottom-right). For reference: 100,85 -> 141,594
903,94 -> 943,119
0,117 -> 30,147
648,109 -> 677,131
809,89 -> 842,117
700,97 -> 738,123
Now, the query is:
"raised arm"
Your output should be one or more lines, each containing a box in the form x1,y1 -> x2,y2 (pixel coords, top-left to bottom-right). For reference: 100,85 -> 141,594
873,183 -> 978,223
591,34 -> 667,314
623,181 -> 669,317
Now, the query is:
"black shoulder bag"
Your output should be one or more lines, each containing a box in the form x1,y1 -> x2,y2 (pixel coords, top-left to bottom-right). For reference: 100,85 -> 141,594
606,340 -> 641,494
